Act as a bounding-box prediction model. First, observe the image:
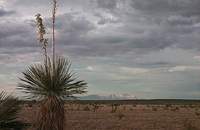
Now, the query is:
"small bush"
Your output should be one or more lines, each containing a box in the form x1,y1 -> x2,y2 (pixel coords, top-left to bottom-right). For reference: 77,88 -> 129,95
83,106 -> 90,111
152,107 -> 157,111
116,112 -> 125,120
184,120 -> 198,130
91,103 -> 100,112
132,104 -> 137,107
123,106 -> 126,111
171,107 -> 179,112
195,112 -> 200,116
165,104 -> 172,108
111,104 -> 119,113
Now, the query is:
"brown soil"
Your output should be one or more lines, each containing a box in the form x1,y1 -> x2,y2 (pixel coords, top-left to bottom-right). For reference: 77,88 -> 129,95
19,104 -> 200,130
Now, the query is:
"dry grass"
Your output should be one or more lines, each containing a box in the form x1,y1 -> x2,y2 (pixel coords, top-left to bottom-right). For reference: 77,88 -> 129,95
19,103 -> 200,130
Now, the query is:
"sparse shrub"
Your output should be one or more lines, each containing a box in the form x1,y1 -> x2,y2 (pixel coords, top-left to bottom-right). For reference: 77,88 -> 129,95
164,106 -> 169,110
189,105 -> 195,108
195,112 -> 200,117
0,91 -> 29,130
171,107 -> 179,112
91,103 -> 100,112
83,106 -> 90,111
132,104 -> 137,107
28,103 -> 33,107
111,104 -> 120,113
181,105 -> 188,108
68,102 -> 76,111
184,120 -> 198,130
165,104 -> 172,108
152,107 -> 157,111
123,106 -> 126,111
76,105 -> 80,111
116,112 -> 125,120
183,105 -> 188,108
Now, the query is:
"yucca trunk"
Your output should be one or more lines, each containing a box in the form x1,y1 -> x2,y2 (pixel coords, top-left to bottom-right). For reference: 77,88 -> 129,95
35,96 -> 65,130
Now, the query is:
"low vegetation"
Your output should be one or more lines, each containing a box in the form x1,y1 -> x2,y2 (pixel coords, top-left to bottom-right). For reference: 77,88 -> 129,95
17,102 -> 200,130
0,92 -> 28,130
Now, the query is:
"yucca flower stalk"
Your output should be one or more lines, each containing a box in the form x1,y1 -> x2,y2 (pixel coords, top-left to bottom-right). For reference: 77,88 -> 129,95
0,91 -> 28,130
52,0 -> 57,66
35,13 -> 48,65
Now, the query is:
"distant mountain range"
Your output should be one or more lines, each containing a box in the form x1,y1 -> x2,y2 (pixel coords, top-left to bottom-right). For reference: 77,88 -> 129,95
79,94 -> 137,100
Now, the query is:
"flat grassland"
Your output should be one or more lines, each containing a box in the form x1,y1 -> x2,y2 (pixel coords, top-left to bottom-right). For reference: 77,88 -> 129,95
19,100 -> 200,130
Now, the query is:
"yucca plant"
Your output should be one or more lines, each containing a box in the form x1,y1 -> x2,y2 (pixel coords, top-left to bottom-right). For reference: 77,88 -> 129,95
0,91 -> 27,130
18,57 -> 87,130
18,0 -> 87,129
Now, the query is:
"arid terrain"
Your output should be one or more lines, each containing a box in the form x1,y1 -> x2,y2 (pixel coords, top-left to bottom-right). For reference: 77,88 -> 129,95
19,100 -> 200,130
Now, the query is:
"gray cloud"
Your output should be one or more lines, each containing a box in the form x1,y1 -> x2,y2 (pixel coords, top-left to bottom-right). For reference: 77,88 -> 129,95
96,0 -> 118,10
0,7 -> 15,17
1,0 -> 200,98
131,0 -> 200,17
56,13 -> 95,35
0,20 -> 37,48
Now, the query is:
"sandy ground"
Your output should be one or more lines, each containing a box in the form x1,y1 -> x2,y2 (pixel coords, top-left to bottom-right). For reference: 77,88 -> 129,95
19,103 -> 200,130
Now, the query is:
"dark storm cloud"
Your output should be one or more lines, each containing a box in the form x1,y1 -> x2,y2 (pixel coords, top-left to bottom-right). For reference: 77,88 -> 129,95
0,21 -> 28,39
1,0 -> 200,98
79,0 -> 200,56
125,0 -> 200,51
1,0 -> 200,57
131,0 -> 200,17
9,0 -> 90,9
95,0 -> 118,10
9,0 -> 52,6
0,20 -> 37,47
0,7 -> 15,17
56,13 -> 95,35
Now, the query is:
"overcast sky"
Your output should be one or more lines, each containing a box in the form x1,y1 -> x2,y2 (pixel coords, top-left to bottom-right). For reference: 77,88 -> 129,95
1,0 -> 200,99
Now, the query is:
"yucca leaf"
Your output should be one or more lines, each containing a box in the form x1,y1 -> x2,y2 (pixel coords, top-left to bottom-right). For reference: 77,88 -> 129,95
18,56 -> 87,100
